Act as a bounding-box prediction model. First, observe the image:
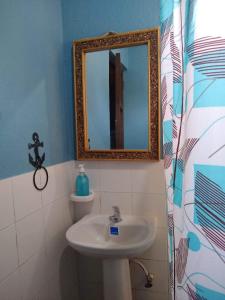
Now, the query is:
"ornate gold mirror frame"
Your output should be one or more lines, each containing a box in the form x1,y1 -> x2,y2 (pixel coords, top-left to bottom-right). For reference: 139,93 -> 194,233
73,28 -> 160,160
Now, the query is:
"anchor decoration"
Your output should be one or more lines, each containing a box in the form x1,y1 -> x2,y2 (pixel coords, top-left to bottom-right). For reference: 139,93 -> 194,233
28,132 -> 48,191
28,132 -> 45,168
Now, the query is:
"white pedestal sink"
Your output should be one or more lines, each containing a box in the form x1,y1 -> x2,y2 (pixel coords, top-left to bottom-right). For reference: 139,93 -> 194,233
66,214 -> 156,300
103,258 -> 132,300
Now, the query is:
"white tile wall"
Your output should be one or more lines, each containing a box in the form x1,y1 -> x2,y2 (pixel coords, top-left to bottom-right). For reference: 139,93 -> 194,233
100,168 -> 132,192
0,225 -> 18,282
0,159 -> 169,300
74,160 -> 169,300
41,162 -> 73,205
140,227 -> 168,261
16,209 -> 45,264
36,281 -> 50,300
131,259 -> 169,293
0,161 -> 79,300
20,251 -> 48,300
101,192 -> 132,215
0,179 -> 14,230
0,270 -> 22,300
132,193 -> 167,228
12,172 -> 42,221
131,162 -> 166,194
91,191 -> 101,214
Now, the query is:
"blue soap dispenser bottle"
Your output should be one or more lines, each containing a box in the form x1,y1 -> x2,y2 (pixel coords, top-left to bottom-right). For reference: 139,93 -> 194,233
75,164 -> 90,196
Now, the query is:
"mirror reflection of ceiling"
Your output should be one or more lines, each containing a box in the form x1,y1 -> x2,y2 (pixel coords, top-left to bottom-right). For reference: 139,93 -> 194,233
86,44 -> 149,150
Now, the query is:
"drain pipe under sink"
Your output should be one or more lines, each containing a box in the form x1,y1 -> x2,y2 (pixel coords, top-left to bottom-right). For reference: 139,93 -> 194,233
130,258 -> 154,288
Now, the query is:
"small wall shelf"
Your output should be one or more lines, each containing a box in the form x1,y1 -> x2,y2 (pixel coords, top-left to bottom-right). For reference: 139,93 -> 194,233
70,191 -> 94,203
70,191 -> 95,221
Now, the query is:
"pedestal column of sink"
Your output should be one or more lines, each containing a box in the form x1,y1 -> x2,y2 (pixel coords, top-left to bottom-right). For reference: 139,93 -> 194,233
103,258 -> 132,300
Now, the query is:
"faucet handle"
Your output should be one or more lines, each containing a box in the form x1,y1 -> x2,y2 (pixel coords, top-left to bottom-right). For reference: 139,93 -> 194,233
112,206 -> 120,214
110,206 -> 122,223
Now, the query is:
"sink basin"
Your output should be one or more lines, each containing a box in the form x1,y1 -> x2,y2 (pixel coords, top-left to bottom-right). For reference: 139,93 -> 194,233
66,214 -> 156,258
66,213 -> 157,300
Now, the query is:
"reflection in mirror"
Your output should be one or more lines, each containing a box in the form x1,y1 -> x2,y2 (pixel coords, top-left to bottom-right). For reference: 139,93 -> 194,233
86,45 -> 148,150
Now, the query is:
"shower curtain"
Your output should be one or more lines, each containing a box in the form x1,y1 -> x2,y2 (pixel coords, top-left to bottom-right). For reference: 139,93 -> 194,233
161,0 -> 225,299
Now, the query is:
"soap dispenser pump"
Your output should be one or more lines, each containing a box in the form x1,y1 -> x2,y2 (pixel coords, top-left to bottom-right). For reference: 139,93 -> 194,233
75,164 -> 90,196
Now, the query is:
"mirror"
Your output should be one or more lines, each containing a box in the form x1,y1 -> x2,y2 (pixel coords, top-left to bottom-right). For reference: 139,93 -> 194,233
73,28 -> 160,160
86,45 -> 149,150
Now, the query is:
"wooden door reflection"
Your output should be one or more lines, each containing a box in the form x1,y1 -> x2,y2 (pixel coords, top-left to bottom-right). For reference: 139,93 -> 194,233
109,51 -> 125,149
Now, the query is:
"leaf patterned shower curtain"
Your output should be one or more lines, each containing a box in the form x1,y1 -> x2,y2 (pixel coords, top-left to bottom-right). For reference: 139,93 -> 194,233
161,0 -> 225,299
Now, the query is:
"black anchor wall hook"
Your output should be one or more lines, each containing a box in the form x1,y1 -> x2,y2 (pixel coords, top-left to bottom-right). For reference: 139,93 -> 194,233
28,132 -> 45,168
28,132 -> 48,191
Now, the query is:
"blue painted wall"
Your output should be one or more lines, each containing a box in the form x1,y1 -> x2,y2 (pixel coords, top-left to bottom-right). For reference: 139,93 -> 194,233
0,0 -> 73,179
0,0 -> 160,179
61,0 -> 160,156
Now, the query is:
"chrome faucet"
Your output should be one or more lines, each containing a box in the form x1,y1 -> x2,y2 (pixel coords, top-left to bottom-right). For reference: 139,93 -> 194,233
109,206 -> 122,224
